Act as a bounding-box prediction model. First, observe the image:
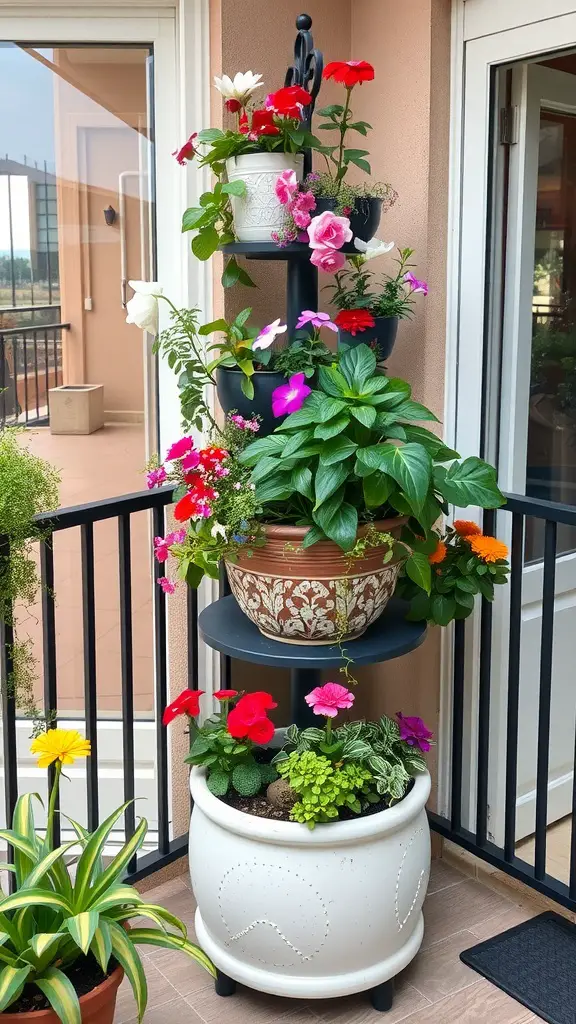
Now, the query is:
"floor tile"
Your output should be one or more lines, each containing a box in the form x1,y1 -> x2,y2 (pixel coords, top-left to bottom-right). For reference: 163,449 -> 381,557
120,995 -> 205,1023
403,929 -> 480,1001
310,976 -> 430,1022
114,962 -> 177,1023
468,903 -> 537,941
421,878 -> 515,949
395,978 -> 537,1024
187,983 -> 314,1023
427,858 -> 468,894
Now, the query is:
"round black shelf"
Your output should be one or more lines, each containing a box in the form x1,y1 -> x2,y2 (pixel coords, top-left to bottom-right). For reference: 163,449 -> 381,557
220,241 -> 358,261
199,595 -> 426,670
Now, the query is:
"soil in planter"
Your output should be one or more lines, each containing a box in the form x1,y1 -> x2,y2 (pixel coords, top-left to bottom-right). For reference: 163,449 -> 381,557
8,954 -> 117,1014
221,777 -> 414,823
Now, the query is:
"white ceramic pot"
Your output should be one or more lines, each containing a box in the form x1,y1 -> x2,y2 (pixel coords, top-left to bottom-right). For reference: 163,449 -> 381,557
189,768 -> 431,1000
226,152 -> 304,242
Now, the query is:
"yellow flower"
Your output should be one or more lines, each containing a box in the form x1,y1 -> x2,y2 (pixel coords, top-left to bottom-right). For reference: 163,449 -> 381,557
30,729 -> 91,769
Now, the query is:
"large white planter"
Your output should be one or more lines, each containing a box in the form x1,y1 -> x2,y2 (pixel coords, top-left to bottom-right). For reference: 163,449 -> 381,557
189,767 -> 431,1000
226,152 -> 304,242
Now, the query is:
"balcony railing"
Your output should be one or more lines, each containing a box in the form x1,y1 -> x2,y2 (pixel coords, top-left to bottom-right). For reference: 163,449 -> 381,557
0,308 -> 69,427
0,484 -> 198,886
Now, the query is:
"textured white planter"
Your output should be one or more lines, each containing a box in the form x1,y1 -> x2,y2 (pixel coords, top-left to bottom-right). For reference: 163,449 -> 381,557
226,152 -> 304,242
189,767 -> 431,1000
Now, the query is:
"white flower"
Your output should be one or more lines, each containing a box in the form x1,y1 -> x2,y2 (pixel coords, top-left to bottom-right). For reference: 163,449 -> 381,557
353,237 -> 395,261
211,522 -> 227,541
252,318 -> 287,351
125,281 -> 163,333
213,71 -> 263,105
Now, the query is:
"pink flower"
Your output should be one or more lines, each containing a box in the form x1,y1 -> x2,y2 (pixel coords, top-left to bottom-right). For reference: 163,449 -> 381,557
166,437 -> 194,461
275,169 -> 298,205
296,310 -> 338,332
404,272 -> 429,296
154,536 -> 170,562
305,682 -> 355,718
230,414 -> 247,428
292,206 -> 312,229
253,317 -> 287,351
158,577 -> 176,595
396,712 -> 433,752
310,246 -> 347,274
293,190 -> 316,214
246,419 -> 260,432
147,466 -> 167,489
167,529 -> 187,545
182,449 -> 200,471
307,210 -> 352,251
172,133 -> 198,165
272,373 -> 312,417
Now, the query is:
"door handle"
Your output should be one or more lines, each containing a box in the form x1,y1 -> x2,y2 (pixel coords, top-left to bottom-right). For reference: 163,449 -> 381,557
119,171 -> 140,309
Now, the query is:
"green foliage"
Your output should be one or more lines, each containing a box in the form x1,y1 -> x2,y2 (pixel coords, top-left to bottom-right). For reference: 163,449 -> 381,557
273,329 -> 335,379
531,324 -> 576,418
277,751 -> 375,828
185,705 -> 277,797
0,430 -> 59,728
0,791 -> 214,1020
181,180 -> 256,289
328,248 -> 422,320
153,305 -> 216,432
239,345 -> 505,597
304,172 -> 397,216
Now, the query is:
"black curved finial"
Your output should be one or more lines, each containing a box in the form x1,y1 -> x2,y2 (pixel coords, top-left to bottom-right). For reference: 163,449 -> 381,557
296,13 -> 312,30
285,14 -> 324,175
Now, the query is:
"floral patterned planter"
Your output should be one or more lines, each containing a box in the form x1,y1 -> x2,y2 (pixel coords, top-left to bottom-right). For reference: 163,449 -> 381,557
225,519 -> 405,645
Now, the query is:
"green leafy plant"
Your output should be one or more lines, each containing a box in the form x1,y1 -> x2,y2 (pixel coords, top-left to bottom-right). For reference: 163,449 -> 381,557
397,520 -> 511,626
276,751 -> 374,828
0,729 -> 214,1021
304,172 -> 397,217
329,248 -> 426,319
0,429 -> 60,732
236,344 -> 504,622
181,178 -> 256,289
200,306 -> 264,399
273,328 -> 335,379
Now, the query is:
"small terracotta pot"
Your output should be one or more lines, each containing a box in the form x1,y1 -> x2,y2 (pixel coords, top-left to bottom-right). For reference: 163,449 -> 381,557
225,518 -> 405,644
0,963 -> 124,1024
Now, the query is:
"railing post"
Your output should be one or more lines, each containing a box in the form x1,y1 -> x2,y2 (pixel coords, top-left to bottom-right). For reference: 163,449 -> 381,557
0,534 -> 18,888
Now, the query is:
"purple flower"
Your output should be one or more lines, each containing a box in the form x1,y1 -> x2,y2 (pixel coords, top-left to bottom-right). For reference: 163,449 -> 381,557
404,271 -> 429,296
147,466 -> 167,489
396,712 -> 433,752
296,310 -> 338,332
272,373 -> 312,418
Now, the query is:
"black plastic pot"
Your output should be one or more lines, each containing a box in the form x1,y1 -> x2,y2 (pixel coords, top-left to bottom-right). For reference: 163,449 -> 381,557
337,316 -> 399,362
313,196 -> 382,242
216,367 -> 288,437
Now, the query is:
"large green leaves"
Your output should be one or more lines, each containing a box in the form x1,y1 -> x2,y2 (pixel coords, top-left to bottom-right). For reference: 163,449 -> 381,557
109,920 -> 148,1023
36,967 -> 81,1024
357,443 -> 432,514
314,461 -> 349,509
65,911 -> 99,955
11,794 -> 41,886
129,928 -> 216,977
339,345 -> 377,390
434,456 -> 504,508
90,919 -> 112,974
72,801 -> 133,911
0,965 -> 32,1012
313,498 -> 358,550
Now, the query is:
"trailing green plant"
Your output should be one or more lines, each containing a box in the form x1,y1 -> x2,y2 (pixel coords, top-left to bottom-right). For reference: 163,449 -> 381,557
329,247 -> 427,319
181,178 -> 257,289
0,728 -> 214,1020
0,429 -> 59,729
276,750 -> 375,827
152,303 -> 218,431
304,172 -> 397,216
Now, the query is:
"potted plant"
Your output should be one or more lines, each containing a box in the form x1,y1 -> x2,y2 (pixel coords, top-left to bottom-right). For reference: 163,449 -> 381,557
329,246 -> 429,361
149,343 -> 506,643
175,72 -> 321,261
166,683 -> 432,1008
149,297 -> 336,437
0,728 -> 214,1022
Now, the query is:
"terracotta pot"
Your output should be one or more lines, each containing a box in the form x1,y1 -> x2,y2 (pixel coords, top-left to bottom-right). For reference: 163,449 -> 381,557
225,518 -> 405,645
0,963 -> 124,1023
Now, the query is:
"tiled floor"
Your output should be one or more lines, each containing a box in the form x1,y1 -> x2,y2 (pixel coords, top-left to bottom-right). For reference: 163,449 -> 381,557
122,860 -> 548,1024
517,814 -> 572,885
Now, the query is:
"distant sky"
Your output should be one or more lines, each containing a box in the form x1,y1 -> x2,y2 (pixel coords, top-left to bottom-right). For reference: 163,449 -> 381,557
0,45 -> 55,169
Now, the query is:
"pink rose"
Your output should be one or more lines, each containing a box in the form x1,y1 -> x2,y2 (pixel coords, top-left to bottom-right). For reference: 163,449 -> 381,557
275,169 -> 298,206
307,210 -> 352,251
310,246 -> 347,274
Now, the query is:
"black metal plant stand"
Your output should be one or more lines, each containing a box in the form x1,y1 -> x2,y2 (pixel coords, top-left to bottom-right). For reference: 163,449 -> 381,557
205,14 -> 427,1015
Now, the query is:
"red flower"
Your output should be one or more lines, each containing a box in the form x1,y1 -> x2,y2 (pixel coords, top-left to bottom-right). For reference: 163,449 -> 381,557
172,133 -> 198,165
225,98 -> 242,113
323,61 -> 375,87
227,691 -> 277,744
335,309 -> 376,336
251,109 -> 281,136
199,446 -> 229,469
174,492 -> 201,522
267,86 -> 311,119
214,689 -> 238,700
239,111 -> 250,135
163,688 -> 205,725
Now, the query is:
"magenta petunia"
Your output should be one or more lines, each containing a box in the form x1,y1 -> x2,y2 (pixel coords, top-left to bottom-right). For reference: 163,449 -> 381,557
305,682 -> 355,718
182,449 -> 201,471
166,436 -> 194,461
396,712 -> 433,752
147,466 -> 167,489
404,271 -> 429,296
272,373 -> 312,418
158,577 -> 176,595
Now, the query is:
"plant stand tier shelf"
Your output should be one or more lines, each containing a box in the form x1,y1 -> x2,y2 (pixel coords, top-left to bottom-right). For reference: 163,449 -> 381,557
220,241 -> 358,260
198,595 -> 427,729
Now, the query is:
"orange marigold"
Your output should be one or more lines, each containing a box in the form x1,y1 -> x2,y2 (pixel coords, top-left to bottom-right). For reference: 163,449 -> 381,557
453,519 -> 482,537
429,540 -> 447,565
469,535 -> 508,563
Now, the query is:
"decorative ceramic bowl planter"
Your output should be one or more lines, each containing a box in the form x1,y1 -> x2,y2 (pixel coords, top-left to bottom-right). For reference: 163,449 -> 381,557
0,964 -> 124,1024
226,153 -> 305,242
189,767 -> 431,1002
225,518 -> 405,644
216,367 -> 288,436
338,316 -> 399,363
313,196 -> 382,242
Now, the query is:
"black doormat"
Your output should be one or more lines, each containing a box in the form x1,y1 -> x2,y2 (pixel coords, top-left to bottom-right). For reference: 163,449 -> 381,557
460,912 -> 576,1024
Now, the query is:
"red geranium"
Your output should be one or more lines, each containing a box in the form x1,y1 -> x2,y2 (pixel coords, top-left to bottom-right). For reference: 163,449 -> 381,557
163,688 -> 205,725
238,109 -> 280,137
335,309 -> 376,335
199,446 -> 229,469
323,61 -> 375,87
267,85 -> 311,119
174,492 -> 201,522
172,133 -> 198,165
214,689 -> 239,700
227,691 -> 277,744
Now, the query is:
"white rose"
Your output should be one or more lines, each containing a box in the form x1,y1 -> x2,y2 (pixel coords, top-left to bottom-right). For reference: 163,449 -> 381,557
125,281 -> 163,333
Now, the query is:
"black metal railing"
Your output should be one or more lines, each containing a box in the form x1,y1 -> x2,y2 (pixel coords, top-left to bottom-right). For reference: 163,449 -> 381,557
0,315 -> 69,427
430,491 -> 576,912
0,484 -> 199,885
